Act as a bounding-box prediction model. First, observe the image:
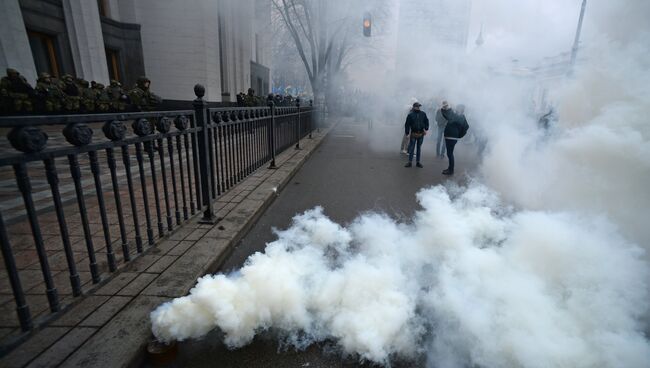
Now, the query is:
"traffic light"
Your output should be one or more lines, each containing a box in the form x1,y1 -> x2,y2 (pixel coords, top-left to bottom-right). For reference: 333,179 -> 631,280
363,13 -> 371,37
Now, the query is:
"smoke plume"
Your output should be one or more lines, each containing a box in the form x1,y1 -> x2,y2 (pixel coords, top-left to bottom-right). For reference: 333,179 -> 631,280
151,0 -> 650,366
151,184 -> 649,367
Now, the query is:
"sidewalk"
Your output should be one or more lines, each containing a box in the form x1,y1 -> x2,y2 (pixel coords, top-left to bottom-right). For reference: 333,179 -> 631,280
0,123 -> 332,368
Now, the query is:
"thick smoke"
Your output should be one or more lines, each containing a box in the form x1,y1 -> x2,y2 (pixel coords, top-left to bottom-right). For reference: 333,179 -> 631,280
151,0 -> 650,366
479,36 -> 650,248
151,184 -> 650,366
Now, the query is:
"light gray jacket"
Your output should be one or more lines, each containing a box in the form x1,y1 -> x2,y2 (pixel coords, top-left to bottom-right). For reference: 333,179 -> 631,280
435,108 -> 447,128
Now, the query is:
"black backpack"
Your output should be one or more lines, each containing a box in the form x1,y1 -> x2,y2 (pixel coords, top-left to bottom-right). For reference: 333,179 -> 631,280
458,116 -> 469,138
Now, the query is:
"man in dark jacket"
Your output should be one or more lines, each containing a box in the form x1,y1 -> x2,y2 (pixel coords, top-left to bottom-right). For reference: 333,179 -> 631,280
441,104 -> 469,175
404,102 -> 430,168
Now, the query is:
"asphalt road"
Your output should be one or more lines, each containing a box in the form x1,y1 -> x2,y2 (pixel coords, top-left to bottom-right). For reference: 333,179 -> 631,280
164,118 -> 481,368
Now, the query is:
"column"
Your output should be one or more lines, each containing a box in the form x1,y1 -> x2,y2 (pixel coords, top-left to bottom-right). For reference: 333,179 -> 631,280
62,0 -> 110,83
0,0 -> 37,83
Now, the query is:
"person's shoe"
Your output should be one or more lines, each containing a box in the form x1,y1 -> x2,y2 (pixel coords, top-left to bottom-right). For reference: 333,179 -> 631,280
401,150 -> 408,154
416,162 -> 423,168
405,162 -> 412,168
442,169 -> 453,175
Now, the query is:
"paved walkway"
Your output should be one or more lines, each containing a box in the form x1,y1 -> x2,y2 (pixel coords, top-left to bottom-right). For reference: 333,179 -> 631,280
0,122 -> 332,367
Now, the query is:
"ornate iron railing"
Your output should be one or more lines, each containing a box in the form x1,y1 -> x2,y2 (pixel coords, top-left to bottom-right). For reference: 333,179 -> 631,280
0,85 -> 314,338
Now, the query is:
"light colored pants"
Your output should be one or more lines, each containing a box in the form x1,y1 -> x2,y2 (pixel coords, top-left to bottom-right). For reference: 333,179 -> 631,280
400,134 -> 409,151
436,126 -> 446,157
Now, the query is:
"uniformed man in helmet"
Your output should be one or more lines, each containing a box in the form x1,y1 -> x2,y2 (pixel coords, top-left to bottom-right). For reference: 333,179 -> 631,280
92,82 -> 111,112
35,72 -> 65,113
0,68 -> 35,114
61,74 -> 81,112
107,80 -> 128,111
129,76 -> 162,111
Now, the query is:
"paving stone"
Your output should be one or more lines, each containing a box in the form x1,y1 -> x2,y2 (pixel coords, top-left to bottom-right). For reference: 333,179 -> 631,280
58,296 -> 167,368
247,188 -> 273,202
149,240 -> 180,256
231,194 -> 245,203
222,202 -> 237,211
203,215 -> 247,239
0,293 -> 49,328
79,296 -> 132,327
236,198 -> 267,217
0,327 -> 70,368
141,237 -> 231,298
184,228 -> 208,241
145,255 -> 177,274
116,273 -> 158,297
123,254 -> 161,273
166,240 -> 195,256
0,327 -> 16,340
1,270 -> 43,294
26,327 -> 97,368
93,272 -> 138,296
50,296 -> 110,327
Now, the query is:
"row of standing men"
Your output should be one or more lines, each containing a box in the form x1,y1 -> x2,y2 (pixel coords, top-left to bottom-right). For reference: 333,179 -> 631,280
401,100 -> 469,175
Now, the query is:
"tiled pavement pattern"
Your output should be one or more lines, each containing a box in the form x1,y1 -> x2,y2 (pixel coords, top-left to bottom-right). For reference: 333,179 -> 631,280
0,120 -> 278,347
0,122 -> 331,367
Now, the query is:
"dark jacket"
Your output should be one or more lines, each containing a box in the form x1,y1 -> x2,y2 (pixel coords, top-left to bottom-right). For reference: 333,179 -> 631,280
442,108 -> 469,139
404,110 -> 430,135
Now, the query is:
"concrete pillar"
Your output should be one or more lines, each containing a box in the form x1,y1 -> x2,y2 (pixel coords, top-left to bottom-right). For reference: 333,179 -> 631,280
116,0 -> 137,24
105,0 -> 122,21
0,0 -> 37,83
218,0 -> 235,101
62,0 -> 110,83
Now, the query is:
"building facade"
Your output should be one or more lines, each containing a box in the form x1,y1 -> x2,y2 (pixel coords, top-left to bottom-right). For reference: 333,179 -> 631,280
0,0 -> 271,102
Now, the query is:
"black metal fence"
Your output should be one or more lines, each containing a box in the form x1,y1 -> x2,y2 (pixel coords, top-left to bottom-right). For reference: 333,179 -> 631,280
0,85 -> 314,335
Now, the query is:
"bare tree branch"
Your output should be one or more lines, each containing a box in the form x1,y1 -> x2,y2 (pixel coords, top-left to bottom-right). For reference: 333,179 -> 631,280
273,0 -> 315,83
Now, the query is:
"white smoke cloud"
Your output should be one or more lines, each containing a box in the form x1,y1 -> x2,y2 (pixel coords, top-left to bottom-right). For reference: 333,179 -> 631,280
478,30 -> 650,248
151,1 -> 650,366
151,184 -> 650,367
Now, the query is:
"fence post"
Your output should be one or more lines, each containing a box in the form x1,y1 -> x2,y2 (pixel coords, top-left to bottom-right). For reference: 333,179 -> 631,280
0,211 -> 32,331
267,94 -> 277,169
193,84 -> 216,223
295,98 -> 302,150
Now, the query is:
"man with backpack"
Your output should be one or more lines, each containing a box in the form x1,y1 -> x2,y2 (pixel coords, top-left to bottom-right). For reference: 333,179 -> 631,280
441,103 -> 470,175
404,102 -> 430,168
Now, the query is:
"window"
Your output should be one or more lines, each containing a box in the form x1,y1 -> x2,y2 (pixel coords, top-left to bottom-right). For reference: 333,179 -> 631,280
27,30 -> 61,78
98,0 -> 109,17
105,48 -> 121,82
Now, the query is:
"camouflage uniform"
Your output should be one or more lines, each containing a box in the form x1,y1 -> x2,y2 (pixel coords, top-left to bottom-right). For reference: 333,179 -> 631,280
244,88 -> 258,107
92,82 -> 111,113
106,80 -> 128,111
35,73 -> 65,113
128,77 -> 162,111
0,68 -> 35,114
76,78 -> 95,112
61,74 -> 81,112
